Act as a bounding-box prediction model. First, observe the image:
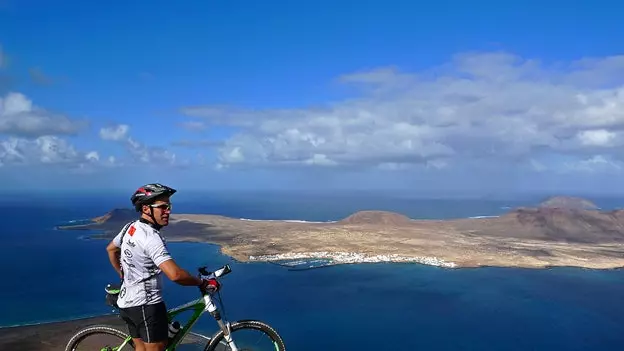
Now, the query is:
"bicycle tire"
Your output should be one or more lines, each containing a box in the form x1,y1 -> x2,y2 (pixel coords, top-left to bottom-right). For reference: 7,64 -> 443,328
65,324 -> 135,351
204,319 -> 286,351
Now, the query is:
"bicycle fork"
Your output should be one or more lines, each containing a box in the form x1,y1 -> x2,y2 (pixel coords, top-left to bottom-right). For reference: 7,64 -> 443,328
204,294 -> 240,351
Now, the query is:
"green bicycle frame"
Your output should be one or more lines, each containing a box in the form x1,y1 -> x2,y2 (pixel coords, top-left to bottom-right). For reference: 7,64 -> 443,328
165,295 -> 212,350
109,295 -> 215,351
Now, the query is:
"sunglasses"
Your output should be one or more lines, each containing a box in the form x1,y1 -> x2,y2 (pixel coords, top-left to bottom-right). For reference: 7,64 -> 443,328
149,203 -> 172,210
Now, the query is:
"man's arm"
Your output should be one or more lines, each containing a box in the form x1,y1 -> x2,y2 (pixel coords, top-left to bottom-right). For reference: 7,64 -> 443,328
159,260 -> 203,286
145,235 -> 202,287
106,225 -> 127,279
106,240 -> 123,278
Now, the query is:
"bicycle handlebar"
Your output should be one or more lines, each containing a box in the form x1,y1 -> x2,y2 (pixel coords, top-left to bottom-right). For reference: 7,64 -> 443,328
198,264 -> 232,280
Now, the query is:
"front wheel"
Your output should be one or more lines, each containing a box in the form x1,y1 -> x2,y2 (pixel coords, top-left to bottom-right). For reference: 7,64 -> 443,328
204,320 -> 286,351
65,324 -> 135,351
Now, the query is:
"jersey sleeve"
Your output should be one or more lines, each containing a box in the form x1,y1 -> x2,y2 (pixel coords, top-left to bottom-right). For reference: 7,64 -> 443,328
144,234 -> 173,266
111,223 -> 130,247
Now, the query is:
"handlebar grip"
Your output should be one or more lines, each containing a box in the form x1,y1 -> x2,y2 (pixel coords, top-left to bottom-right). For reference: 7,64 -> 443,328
198,264 -> 232,279
214,264 -> 231,277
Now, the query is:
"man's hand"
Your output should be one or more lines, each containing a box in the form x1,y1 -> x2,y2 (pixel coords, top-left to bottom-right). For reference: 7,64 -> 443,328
199,278 -> 221,294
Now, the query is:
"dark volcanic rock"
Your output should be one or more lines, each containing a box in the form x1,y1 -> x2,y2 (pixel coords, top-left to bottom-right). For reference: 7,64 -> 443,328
491,207 -> 624,243
56,208 -> 137,233
92,208 -> 137,224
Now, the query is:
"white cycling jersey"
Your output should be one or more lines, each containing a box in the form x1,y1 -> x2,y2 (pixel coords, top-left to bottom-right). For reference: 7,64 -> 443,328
112,218 -> 173,308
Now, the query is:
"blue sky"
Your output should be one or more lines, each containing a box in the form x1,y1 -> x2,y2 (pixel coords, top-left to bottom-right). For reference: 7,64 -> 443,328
1,0 -> 624,196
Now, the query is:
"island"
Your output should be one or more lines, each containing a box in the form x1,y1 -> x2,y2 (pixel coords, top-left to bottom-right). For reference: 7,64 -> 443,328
57,195 -> 624,270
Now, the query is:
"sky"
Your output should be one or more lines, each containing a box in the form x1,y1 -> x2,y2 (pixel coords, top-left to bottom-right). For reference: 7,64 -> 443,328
1,0 -> 624,196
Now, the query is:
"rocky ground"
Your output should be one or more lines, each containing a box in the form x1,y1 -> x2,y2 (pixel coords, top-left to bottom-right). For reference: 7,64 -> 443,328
0,314 -> 209,350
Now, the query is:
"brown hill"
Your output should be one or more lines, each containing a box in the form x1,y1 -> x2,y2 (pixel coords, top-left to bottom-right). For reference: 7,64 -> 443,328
337,210 -> 413,226
452,207 -> 624,243
538,196 -> 599,210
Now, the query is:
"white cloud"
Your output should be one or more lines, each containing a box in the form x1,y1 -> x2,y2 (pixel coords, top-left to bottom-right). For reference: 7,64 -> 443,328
85,151 -> 99,162
127,137 -> 176,164
180,51 -> 624,172
0,92 -> 85,137
563,155 -> 623,173
0,92 -> 122,170
178,120 -> 206,131
100,124 -> 177,165
99,124 -> 129,141
577,129 -> 617,147
0,135 -> 80,166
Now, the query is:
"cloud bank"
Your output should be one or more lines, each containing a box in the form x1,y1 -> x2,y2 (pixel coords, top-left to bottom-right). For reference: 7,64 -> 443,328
180,52 -> 624,174
0,92 -> 95,168
3,50 -> 624,193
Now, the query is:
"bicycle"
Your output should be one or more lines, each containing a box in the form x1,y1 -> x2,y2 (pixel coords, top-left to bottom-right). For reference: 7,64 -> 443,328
64,264 -> 286,351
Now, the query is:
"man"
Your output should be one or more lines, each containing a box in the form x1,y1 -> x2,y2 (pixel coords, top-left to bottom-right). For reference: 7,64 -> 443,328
106,183 -> 219,351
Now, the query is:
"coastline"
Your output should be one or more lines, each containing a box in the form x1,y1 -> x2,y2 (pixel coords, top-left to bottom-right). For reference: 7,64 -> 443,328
249,251 -> 458,268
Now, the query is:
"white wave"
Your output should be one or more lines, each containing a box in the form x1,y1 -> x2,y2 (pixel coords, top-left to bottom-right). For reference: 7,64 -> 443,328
469,215 -> 500,219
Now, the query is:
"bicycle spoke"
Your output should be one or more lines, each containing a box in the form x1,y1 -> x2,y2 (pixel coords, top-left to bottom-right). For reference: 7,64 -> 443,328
213,329 -> 281,351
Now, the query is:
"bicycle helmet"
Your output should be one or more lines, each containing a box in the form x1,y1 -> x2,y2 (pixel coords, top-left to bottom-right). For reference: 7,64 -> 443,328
131,183 -> 177,212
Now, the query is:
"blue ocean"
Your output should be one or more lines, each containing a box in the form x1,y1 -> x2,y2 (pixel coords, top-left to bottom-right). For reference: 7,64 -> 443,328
2,191 -> 624,350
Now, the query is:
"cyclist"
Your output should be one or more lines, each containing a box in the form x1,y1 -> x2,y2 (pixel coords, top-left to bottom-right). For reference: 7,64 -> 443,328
106,183 -> 220,351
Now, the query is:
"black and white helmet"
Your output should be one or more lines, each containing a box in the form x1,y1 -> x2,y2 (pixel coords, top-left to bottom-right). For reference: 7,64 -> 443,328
131,183 -> 177,212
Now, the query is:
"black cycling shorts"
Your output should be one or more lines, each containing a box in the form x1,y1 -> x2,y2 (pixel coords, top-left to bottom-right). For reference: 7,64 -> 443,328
119,301 -> 168,343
